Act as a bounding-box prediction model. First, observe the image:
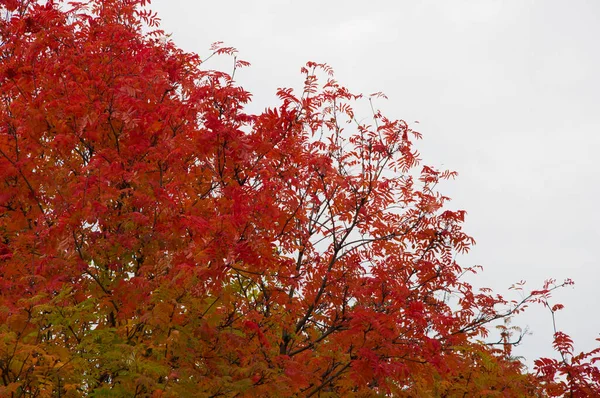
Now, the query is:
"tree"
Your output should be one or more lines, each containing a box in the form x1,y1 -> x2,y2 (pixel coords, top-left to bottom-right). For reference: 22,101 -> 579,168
0,0 -> 598,396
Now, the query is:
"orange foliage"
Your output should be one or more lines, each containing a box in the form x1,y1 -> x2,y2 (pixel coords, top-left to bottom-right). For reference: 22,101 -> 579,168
0,1 -> 598,396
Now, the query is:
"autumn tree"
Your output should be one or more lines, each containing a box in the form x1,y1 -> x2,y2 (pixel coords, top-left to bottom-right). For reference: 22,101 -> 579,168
0,0 -> 598,396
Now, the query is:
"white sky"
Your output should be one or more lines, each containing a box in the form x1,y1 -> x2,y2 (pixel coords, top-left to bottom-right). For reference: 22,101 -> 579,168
149,0 -> 600,368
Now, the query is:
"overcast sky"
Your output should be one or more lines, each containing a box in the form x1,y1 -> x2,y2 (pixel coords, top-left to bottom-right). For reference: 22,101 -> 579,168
149,0 -> 600,367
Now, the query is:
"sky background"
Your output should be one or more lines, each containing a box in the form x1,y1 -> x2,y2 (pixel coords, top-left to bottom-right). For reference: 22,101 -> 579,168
149,0 -> 600,368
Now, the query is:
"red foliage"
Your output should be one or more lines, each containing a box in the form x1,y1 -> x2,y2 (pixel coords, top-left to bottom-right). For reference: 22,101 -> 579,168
0,1 -> 598,396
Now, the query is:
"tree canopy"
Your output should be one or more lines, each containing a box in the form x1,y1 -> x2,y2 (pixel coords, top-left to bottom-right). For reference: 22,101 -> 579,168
0,1 -> 598,396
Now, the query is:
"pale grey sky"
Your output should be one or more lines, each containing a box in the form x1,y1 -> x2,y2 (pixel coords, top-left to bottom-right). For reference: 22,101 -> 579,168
150,0 -> 600,367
